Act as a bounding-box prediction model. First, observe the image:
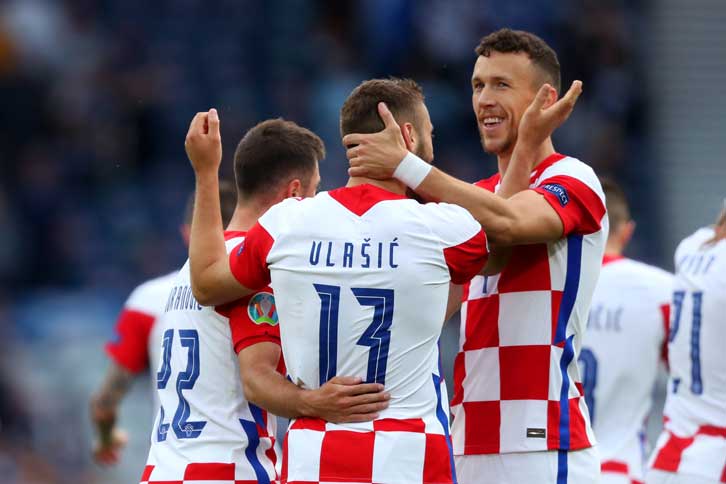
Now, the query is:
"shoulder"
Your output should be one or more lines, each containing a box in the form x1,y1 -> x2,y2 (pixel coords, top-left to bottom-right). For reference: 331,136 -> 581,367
622,259 -> 673,286
536,155 -> 603,196
474,173 -> 499,192
124,271 -> 177,314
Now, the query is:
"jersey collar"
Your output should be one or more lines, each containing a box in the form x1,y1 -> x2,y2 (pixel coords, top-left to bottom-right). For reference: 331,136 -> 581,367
602,254 -> 625,266
328,183 -> 408,217
224,230 -> 247,240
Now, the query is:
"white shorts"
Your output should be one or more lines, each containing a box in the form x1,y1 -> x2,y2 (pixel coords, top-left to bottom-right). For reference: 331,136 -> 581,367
454,446 -> 601,484
646,469 -> 721,484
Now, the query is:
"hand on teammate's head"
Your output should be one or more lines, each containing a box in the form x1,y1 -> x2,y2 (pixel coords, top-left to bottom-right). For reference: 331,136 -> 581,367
344,102 -> 409,180
517,80 -> 582,152
185,108 -> 223,175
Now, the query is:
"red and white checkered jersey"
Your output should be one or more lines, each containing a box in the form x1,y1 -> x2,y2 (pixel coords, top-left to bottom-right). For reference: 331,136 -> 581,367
229,184 -> 488,483
106,271 -> 177,409
579,255 -> 672,483
648,227 -> 726,481
452,153 -> 607,456
143,232 -> 281,484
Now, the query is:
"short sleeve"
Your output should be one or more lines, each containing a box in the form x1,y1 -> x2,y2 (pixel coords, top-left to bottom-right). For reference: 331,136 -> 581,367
533,175 -> 606,236
105,308 -> 155,373
229,222 -> 274,290
425,202 -> 489,284
225,288 -> 281,354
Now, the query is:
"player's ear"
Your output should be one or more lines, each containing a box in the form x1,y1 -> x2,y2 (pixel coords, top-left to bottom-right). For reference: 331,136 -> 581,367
400,122 -> 415,151
180,224 -> 191,246
620,220 -> 636,247
286,179 -> 302,198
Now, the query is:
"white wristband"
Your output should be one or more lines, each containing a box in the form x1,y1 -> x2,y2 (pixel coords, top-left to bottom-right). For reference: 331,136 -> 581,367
392,152 -> 432,189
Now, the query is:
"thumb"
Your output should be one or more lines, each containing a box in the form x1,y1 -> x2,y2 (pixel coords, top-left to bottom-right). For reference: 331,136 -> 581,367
208,108 -> 220,136
378,102 -> 399,131
530,83 -> 553,111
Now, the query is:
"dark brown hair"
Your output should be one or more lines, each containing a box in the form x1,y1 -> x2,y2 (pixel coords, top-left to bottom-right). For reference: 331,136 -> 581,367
233,118 -> 324,201
183,179 -> 238,227
340,78 -> 425,138
600,177 -> 630,235
475,28 -> 561,93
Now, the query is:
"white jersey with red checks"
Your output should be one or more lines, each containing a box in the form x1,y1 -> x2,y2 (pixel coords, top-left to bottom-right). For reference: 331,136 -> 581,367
106,271 -> 177,409
648,227 -> 726,482
579,255 -> 672,484
229,184 -> 489,484
452,153 -> 607,456
142,232 -> 282,484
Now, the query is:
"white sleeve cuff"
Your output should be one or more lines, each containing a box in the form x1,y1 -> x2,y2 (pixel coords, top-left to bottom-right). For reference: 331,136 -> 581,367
392,152 -> 432,189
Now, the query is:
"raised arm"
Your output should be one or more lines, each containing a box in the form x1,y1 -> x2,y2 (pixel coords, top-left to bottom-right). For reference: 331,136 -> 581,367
345,82 -> 583,246
185,109 -> 253,306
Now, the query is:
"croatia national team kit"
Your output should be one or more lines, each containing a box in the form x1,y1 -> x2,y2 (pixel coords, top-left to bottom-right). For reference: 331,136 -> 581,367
580,256 -> 672,484
453,153 -> 607,483
141,232 -> 283,484
229,184 -> 488,484
106,271 -> 178,410
647,227 -> 726,484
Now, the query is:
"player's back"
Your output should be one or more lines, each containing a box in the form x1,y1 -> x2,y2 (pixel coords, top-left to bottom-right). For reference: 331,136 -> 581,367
664,227 -> 726,426
647,227 -> 726,482
579,256 -> 671,481
234,183 -> 487,484
143,234 -> 278,484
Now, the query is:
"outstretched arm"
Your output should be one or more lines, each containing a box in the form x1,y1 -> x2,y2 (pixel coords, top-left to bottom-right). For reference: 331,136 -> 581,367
239,343 -> 390,422
345,82 -> 583,246
185,109 -> 254,306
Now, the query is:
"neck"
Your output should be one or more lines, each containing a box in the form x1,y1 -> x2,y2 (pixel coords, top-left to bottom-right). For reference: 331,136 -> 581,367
604,239 -> 623,257
497,137 -> 555,178
345,176 -> 408,195
226,201 -> 271,232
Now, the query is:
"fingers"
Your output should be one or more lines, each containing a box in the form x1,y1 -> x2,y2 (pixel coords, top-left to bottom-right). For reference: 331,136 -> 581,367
377,102 -> 399,130
188,112 -> 208,137
342,382 -> 386,396
327,375 -> 363,385
531,83 -> 553,111
207,108 -> 220,138
345,400 -> 390,415
348,166 -> 368,177
559,80 -> 583,108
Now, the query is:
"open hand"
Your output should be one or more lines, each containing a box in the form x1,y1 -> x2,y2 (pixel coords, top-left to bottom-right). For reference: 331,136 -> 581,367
344,103 -> 408,179
517,81 -> 583,154
185,108 -> 222,175
303,375 -> 390,423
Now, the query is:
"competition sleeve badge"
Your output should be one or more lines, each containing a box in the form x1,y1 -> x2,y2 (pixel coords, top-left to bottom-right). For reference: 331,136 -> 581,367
247,292 -> 279,326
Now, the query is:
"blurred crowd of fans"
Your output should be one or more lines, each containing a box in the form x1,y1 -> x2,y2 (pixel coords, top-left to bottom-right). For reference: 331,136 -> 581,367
0,0 -> 651,294
0,0 -> 652,482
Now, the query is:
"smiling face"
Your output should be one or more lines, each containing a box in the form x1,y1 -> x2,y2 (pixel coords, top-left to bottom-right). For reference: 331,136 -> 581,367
471,51 -> 543,156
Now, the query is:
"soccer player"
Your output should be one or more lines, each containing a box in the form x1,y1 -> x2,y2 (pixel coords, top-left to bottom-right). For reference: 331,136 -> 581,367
343,29 -> 605,483
90,183 -> 237,465
646,203 -> 726,484
578,179 -> 672,484
185,79 -> 491,484
141,118 -> 390,484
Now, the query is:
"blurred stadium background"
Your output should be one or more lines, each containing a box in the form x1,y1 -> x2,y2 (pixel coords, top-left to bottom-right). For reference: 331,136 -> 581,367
0,0 -> 724,482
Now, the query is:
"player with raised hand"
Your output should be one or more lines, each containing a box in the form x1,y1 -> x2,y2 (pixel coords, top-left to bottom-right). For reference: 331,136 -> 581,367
184,78 -> 537,483
90,183 -> 237,466
141,114 -> 390,484
646,202 -> 726,484
578,179 -> 673,484
343,29 -> 606,484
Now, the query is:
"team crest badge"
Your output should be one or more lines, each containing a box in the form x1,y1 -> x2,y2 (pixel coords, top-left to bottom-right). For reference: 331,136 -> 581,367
247,291 -> 278,326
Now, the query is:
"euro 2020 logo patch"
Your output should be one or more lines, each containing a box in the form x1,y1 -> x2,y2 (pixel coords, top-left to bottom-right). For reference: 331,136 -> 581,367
247,291 -> 278,326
